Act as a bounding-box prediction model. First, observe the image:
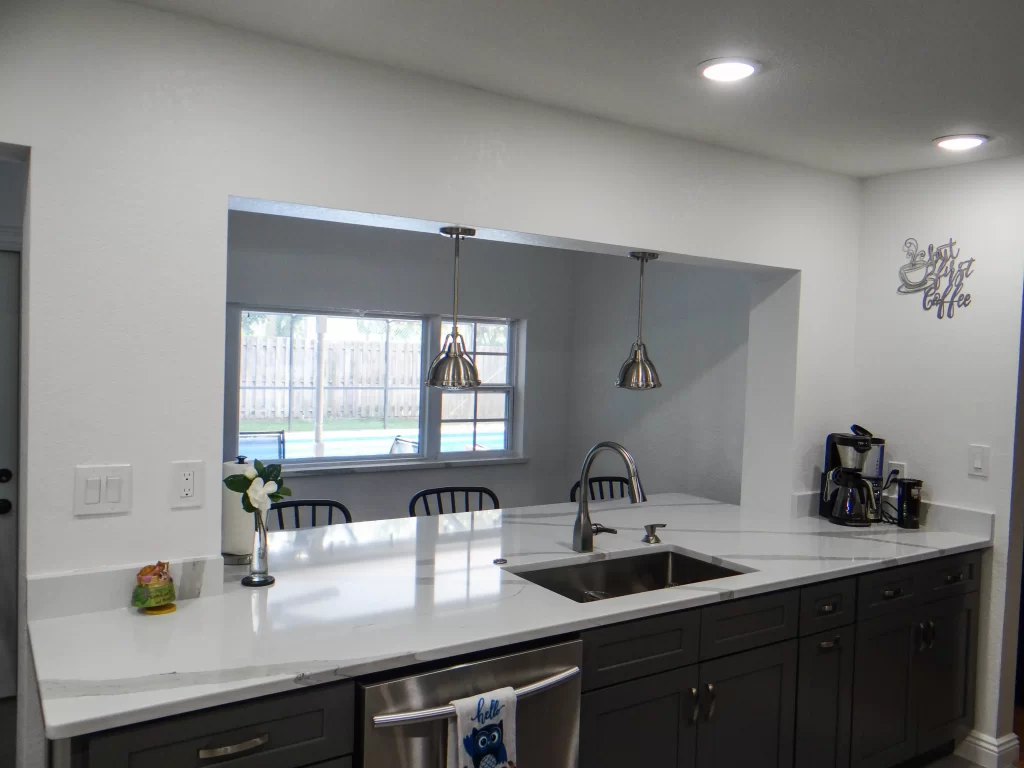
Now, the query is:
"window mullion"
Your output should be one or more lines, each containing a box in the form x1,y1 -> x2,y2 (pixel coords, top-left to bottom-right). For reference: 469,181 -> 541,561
423,316 -> 443,459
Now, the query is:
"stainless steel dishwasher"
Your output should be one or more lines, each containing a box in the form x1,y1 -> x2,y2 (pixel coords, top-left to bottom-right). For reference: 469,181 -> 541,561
361,639 -> 581,768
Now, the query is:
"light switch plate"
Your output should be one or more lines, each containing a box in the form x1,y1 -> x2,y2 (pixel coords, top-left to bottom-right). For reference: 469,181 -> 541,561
169,460 -> 204,509
74,464 -> 132,517
968,445 -> 990,478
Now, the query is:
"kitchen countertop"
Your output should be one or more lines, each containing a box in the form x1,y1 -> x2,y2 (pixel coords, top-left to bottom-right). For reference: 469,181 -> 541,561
30,493 -> 992,739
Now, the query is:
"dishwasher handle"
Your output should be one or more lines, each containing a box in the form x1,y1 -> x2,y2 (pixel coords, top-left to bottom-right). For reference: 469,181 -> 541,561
372,666 -> 581,728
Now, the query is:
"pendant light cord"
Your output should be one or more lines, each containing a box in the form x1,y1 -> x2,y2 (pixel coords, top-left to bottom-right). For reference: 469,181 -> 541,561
636,256 -> 645,343
451,233 -> 461,337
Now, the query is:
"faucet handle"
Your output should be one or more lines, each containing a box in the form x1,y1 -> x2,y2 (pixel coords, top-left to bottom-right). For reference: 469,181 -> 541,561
643,524 -> 666,544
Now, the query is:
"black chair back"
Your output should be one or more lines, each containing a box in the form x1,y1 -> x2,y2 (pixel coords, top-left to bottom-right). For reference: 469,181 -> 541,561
409,487 -> 500,516
268,499 -> 352,530
569,477 -> 646,502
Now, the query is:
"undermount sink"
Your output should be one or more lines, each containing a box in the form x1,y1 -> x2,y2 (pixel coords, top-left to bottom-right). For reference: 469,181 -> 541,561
510,550 -> 744,603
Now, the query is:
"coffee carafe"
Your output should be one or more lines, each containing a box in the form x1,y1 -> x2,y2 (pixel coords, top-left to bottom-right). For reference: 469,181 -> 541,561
820,432 -> 877,527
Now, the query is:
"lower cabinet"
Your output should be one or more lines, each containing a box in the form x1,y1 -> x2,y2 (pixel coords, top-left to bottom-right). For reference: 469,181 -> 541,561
850,592 -> 980,768
795,625 -> 854,768
695,640 -> 797,768
580,666 -> 698,768
580,641 -> 797,768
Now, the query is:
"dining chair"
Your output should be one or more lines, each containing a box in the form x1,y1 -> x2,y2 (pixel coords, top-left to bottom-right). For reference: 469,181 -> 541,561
569,476 -> 647,503
409,486 -> 500,516
268,499 -> 353,530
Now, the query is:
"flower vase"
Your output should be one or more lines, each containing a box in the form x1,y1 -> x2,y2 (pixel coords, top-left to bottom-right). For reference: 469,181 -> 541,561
241,508 -> 275,588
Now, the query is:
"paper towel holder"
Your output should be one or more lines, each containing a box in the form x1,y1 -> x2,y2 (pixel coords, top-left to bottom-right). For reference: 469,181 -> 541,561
223,455 -> 254,566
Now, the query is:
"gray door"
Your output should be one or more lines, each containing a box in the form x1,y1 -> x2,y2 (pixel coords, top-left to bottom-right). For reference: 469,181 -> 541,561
0,250 -> 17,697
695,640 -> 797,768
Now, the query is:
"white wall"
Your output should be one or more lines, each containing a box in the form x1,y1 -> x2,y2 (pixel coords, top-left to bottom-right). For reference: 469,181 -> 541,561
566,253 -> 751,503
0,0 -> 862,578
857,156 -> 1024,746
227,211 -> 577,515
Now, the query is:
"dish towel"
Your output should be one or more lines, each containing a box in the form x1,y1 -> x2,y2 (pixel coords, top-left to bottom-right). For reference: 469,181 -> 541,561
447,687 -> 517,768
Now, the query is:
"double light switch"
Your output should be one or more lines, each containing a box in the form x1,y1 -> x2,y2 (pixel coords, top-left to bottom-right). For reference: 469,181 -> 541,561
74,464 -> 132,516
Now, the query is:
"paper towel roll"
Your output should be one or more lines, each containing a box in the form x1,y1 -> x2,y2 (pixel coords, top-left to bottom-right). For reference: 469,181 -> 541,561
222,458 -> 255,556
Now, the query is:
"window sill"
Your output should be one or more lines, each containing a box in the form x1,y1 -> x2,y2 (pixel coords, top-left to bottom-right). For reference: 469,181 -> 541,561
281,455 -> 529,477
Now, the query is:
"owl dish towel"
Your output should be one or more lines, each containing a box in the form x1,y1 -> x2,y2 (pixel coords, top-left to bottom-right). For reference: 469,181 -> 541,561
447,687 -> 517,768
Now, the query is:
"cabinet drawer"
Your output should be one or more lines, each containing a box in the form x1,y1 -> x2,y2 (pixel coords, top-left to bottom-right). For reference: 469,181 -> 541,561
857,565 -> 918,620
917,551 -> 982,602
800,578 -> 856,636
699,591 -> 798,660
86,682 -> 354,768
582,609 -> 700,691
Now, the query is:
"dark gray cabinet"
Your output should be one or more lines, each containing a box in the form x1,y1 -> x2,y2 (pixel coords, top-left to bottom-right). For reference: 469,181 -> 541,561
851,558 -> 982,768
915,592 -> 979,754
580,666 -> 698,768
851,611 -> 919,768
77,682 -> 354,768
795,625 -> 854,768
695,640 -> 797,768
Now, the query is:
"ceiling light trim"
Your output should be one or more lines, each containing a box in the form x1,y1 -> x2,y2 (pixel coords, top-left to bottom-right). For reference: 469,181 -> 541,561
700,57 -> 762,82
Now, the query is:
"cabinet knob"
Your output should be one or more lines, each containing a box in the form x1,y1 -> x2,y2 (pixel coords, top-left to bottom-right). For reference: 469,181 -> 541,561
882,587 -> 903,600
818,602 -> 837,614
945,572 -> 964,585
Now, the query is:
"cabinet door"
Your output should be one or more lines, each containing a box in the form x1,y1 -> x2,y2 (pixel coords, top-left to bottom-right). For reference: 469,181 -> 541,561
850,612 -> 919,768
695,640 -> 797,768
916,592 -> 979,753
580,665 -> 698,768
795,625 -> 855,768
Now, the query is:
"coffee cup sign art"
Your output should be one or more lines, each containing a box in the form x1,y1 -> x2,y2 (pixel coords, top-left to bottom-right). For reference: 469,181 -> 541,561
897,238 -> 975,320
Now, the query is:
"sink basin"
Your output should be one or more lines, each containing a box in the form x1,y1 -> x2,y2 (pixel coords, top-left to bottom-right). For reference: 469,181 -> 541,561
510,550 -> 743,603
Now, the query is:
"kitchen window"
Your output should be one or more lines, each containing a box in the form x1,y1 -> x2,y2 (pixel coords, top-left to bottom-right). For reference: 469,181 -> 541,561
232,309 -> 518,467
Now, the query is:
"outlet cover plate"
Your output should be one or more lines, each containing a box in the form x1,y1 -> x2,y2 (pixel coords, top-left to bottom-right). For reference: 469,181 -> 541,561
169,460 -> 204,509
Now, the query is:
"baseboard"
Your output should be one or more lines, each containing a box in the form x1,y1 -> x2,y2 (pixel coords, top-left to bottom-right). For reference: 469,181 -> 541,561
955,730 -> 1020,768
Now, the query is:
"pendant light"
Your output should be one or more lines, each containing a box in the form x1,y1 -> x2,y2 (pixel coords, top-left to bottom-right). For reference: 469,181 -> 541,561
427,226 -> 482,390
616,251 -> 662,390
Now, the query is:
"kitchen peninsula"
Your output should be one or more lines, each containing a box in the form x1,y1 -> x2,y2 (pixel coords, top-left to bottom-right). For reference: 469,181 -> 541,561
31,493 -> 992,767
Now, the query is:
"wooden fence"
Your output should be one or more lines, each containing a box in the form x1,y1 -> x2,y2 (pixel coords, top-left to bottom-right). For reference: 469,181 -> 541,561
239,337 -> 421,423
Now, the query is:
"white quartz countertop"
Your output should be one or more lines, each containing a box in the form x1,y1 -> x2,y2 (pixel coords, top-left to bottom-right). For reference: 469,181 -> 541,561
31,493 -> 992,739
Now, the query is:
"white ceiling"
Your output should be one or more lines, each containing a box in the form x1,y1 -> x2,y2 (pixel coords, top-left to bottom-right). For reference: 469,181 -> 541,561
131,0 -> 1024,177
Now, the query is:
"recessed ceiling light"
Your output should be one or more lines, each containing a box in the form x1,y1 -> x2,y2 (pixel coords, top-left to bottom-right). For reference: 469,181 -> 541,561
934,135 -> 989,151
700,58 -> 761,82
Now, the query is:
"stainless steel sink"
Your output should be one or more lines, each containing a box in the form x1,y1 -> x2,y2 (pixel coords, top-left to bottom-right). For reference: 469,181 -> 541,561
510,550 -> 743,603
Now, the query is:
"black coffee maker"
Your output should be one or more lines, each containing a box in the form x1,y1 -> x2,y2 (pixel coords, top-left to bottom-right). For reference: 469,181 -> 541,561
819,432 -> 877,526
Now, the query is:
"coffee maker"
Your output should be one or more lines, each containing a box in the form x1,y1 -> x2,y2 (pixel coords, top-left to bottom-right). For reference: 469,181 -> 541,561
819,431 -> 878,526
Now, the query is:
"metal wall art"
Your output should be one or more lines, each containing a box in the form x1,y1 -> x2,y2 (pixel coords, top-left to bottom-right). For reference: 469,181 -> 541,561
897,238 -> 975,320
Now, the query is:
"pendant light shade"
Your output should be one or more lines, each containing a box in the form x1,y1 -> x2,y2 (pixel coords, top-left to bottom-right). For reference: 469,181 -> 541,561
616,251 -> 662,391
427,226 -> 482,390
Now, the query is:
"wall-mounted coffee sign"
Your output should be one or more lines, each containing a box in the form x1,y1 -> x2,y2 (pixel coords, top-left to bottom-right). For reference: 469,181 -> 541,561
898,238 -> 975,320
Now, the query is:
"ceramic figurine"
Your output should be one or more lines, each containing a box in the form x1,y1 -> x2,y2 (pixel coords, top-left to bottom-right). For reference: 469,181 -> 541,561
131,561 -> 177,614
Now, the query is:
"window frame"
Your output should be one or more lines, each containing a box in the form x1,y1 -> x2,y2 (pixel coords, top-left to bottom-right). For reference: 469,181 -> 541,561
227,304 -> 520,471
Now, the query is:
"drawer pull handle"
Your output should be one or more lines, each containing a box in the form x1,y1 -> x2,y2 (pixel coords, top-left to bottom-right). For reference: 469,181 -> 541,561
704,683 -> 716,721
945,572 -> 964,585
690,687 -> 700,724
882,587 -> 903,600
818,602 -> 837,615
927,620 -> 937,649
819,636 -> 841,650
918,621 -> 928,652
198,734 -> 269,759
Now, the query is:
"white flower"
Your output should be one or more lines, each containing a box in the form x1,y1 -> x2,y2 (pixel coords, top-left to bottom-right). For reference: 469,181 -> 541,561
243,466 -> 257,480
246,477 -> 278,513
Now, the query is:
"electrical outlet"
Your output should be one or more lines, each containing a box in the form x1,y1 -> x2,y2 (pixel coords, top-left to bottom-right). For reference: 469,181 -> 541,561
888,460 -> 907,484
169,460 -> 204,509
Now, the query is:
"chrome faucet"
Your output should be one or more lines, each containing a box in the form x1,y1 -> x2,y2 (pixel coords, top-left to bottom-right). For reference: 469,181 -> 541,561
572,441 -> 645,553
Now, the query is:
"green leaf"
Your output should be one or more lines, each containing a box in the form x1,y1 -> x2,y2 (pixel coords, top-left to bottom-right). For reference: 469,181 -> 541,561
254,459 -> 265,475
223,475 -> 251,493
240,495 -> 257,514
276,486 -> 293,497
269,493 -> 284,502
265,464 -> 281,482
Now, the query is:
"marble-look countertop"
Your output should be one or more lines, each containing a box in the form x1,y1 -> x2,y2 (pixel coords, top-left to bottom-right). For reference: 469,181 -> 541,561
31,493 -> 991,739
